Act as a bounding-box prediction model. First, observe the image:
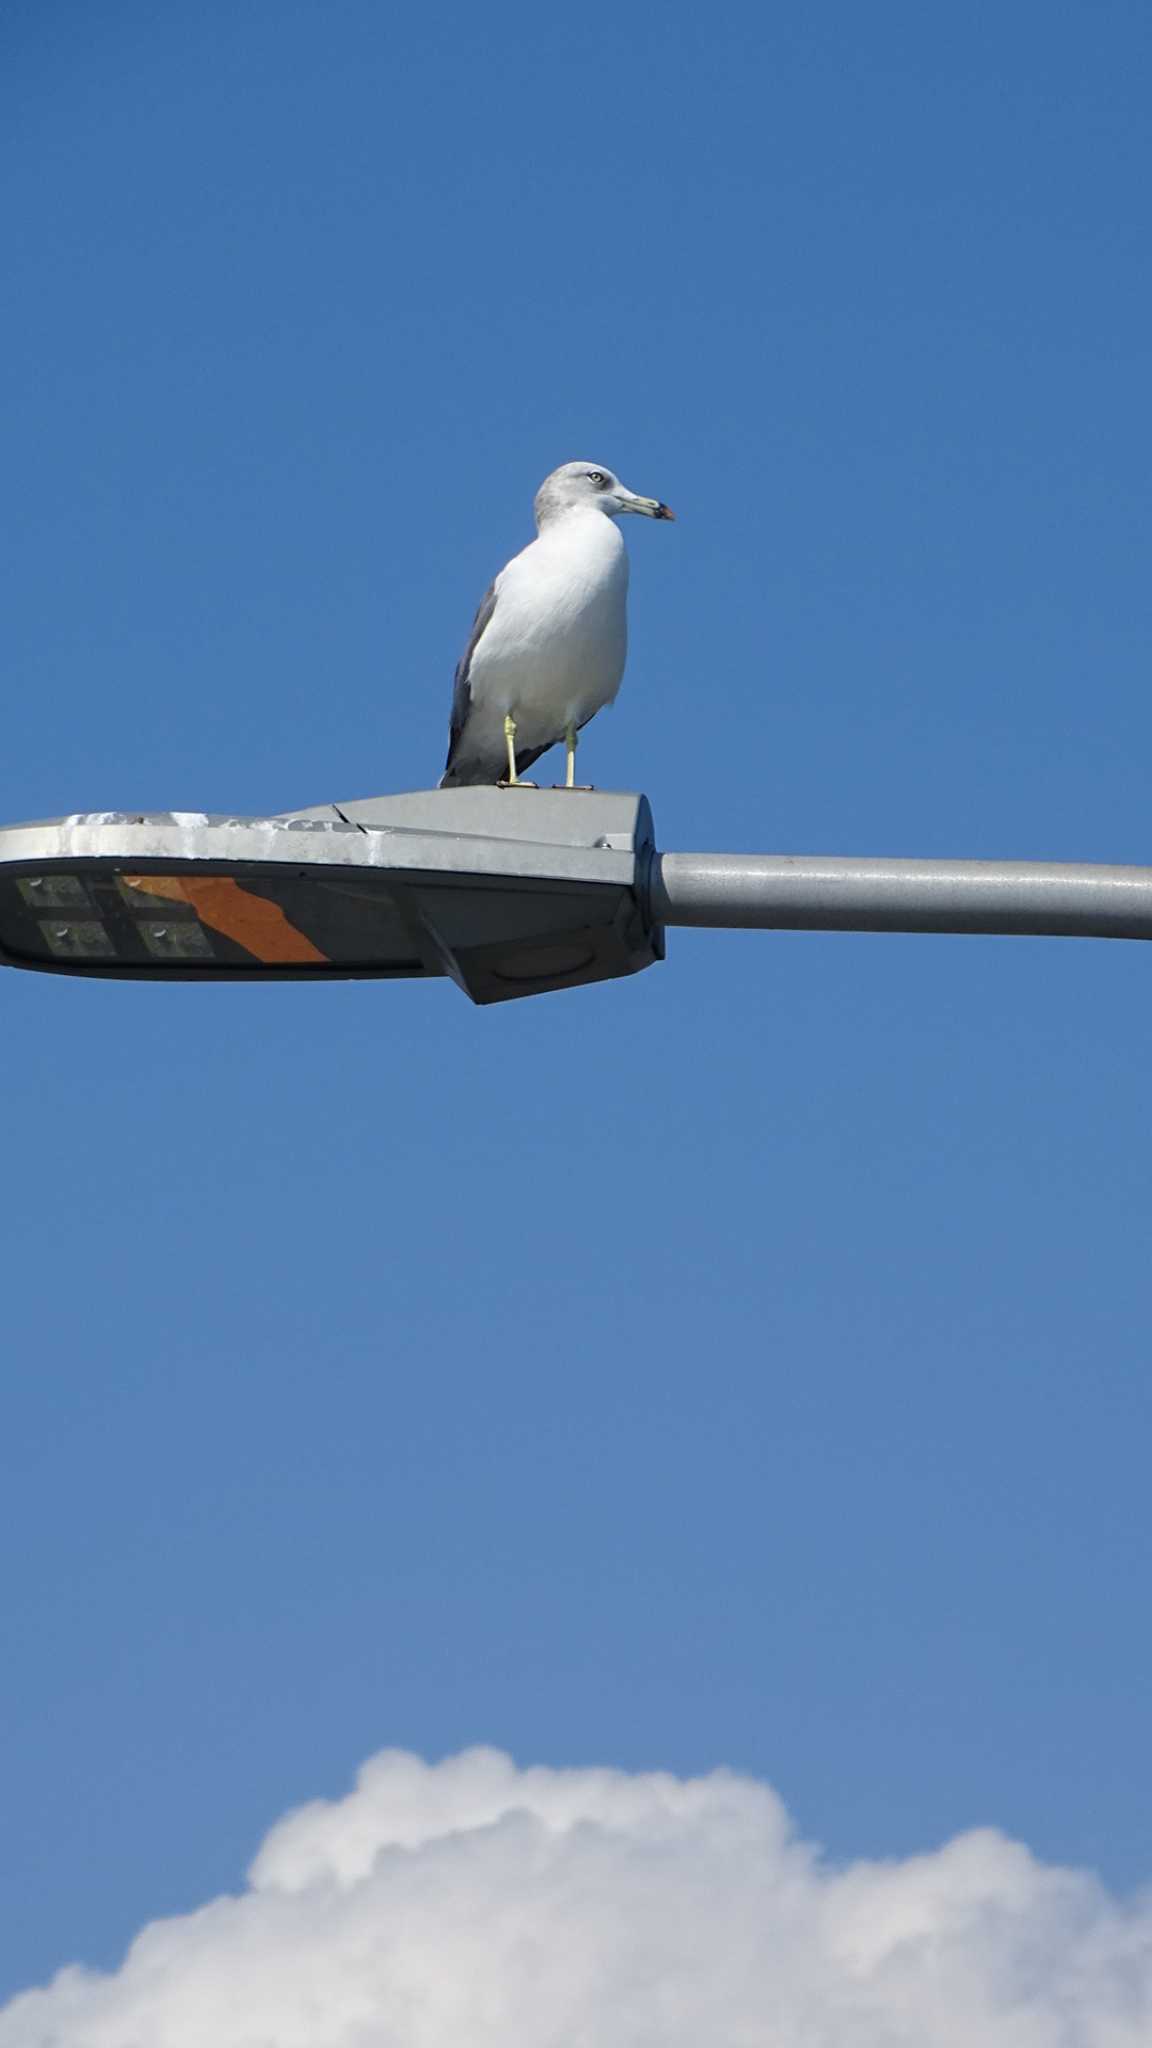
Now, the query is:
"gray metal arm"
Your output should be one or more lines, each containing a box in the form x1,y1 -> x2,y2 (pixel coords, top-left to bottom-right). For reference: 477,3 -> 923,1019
649,852 -> 1152,941
4,795 -> 1152,1004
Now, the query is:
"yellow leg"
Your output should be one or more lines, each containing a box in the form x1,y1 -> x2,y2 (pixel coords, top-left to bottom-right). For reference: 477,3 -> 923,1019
503,714 -> 518,784
565,723 -> 577,788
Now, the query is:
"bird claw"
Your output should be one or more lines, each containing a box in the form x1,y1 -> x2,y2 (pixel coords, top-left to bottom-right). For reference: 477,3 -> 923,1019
498,779 -> 538,790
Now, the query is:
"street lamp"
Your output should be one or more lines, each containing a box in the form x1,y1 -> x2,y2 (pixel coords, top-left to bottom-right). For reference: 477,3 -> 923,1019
1,787 -> 1150,1004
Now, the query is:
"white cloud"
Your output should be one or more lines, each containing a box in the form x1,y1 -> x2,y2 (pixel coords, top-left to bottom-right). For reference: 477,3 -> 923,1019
4,1746 -> 1151,2048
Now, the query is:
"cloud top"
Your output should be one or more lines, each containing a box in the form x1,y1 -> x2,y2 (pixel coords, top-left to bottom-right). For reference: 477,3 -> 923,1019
4,1746 -> 1151,2047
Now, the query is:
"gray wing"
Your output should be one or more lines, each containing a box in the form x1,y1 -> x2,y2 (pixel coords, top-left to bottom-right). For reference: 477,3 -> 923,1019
441,581 -> 499,783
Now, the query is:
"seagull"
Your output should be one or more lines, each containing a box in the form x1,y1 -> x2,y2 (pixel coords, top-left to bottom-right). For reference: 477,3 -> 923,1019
439,461 -> 674,789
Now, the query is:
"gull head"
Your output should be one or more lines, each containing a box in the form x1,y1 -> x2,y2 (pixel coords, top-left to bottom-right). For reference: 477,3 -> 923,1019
534,461 -> 675,530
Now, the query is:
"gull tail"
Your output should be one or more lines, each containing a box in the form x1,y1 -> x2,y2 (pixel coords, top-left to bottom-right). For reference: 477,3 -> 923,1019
439,741 -> 552,788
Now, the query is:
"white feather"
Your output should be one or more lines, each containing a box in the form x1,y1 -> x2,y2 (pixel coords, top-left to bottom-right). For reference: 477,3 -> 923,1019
461,511 -> 628,765
441,461 -> 672,786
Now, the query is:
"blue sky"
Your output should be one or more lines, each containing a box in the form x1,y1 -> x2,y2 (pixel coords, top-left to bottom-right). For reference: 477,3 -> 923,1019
3,0 -> 1151,2014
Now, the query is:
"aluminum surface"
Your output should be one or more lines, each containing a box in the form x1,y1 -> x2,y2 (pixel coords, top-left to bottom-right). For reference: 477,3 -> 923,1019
5,788 -> 1152,1009
0,791 -> 661,1003
649,852 -> 1152,941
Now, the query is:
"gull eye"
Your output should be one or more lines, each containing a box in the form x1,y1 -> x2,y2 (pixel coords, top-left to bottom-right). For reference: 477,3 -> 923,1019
586,469 -> 609,486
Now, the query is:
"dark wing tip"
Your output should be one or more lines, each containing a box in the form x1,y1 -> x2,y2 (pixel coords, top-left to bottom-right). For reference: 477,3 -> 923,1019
443,580 -> 500,776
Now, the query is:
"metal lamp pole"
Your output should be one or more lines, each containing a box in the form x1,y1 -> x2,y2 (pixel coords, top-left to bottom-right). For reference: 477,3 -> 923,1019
1,790 -> 1150,1002
648,852 -> 1152,943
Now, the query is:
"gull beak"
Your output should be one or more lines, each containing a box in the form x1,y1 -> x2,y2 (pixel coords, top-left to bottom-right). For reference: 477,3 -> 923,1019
619,490 -> 675,521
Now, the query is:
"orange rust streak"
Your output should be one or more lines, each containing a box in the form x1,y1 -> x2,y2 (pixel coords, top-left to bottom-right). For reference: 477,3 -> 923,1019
121,876 -> 328,964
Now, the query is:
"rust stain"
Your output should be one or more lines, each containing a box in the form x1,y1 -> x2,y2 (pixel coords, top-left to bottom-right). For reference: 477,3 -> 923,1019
121,876 -> 328,964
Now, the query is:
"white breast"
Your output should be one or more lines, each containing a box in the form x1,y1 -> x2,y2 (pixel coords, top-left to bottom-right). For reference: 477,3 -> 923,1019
468,510 -> 630,750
